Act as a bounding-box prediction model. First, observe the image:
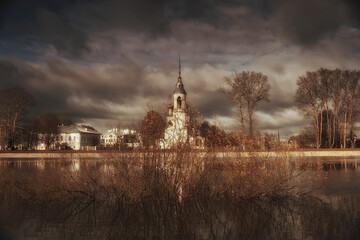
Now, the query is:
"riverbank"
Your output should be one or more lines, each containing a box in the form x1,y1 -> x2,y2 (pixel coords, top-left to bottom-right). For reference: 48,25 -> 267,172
1,149 -> 360,159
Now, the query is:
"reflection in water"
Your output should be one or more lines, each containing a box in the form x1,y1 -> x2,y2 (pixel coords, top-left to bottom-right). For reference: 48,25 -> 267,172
0,156 -> 359,239
71,159 -> 80,172
2,194 -> 360,239
322,160 -> 360,171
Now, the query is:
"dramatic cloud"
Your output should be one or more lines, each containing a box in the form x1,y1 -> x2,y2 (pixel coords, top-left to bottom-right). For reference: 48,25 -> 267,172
272,0 -> 346,46
0,0 -> 360,136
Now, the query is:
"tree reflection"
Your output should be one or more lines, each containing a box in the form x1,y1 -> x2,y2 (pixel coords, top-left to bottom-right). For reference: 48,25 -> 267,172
1,194 -> 359,239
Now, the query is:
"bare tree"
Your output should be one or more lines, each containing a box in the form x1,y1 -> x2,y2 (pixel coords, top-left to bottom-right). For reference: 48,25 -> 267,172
318,69 -> 332,147
140,110 -> 166,149
296,68 -> 360,149
342,70 -> 360,148
186,103 -> 203,138
37,111 -> 61,150
318,68 -> 343,148
295,71 -> 322,148
0,88 -> 34,150
22,117 -> 41,150
219,71 -> 270,139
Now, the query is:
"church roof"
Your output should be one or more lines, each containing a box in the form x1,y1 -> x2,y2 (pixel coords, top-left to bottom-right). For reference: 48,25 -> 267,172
173,55 -> 187,94
174,76 -> 186,94
59,125 -> 101,135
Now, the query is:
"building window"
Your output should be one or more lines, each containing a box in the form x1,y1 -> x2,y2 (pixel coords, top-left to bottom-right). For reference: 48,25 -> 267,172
177,96 -> 182,108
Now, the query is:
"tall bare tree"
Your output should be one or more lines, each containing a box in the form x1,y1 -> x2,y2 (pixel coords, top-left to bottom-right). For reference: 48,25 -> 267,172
342,70 -> 360,148
319,68 -> 343,148
295,71 -> 322,148
219,71 -> 270,139
0,88 -> 34,149
296,68 -> 360,149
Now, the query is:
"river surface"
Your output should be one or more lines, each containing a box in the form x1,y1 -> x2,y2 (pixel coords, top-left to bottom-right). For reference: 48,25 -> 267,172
0,156 -> 359,240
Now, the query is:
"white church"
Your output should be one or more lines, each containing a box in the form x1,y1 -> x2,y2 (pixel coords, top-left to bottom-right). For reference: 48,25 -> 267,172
159,59 -> 204,149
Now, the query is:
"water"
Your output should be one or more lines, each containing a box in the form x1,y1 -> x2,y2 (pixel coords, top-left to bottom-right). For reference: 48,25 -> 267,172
0,156 -> 359,240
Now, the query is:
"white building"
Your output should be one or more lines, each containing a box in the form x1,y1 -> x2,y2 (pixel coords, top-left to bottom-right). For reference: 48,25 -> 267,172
37,125 -> 101,150
100,128 -> 140,149
160,58 -> 204,149
101,128 -> 121,147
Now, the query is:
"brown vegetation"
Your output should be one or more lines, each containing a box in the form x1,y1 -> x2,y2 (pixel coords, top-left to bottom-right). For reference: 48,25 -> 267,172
0,147 -> 322,206
140,110 -> 166,149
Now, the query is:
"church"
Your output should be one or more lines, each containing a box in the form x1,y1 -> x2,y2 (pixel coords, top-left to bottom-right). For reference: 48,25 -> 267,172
159,58 -> 204,149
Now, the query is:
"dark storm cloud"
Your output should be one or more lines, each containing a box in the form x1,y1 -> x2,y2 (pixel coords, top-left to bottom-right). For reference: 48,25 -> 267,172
2,0 -> 358,58
271,0 -> 360,46
0,57 -> 35,89
196,93 -> 233,118
257,81 -> 294,114
0,56 -> 148,120
344,0 -> 360,24
0,0 -> 238,58
0,55 -> 233,122
272,0 -> 345,46
0,1 -> 89,58
44,57 -> 144,103
33,8 -> 90,58
0,57 -> 70,112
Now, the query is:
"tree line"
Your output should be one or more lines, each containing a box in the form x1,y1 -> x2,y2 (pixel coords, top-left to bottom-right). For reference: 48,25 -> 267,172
141,68 -> 360,150
0,88 -> 72,150
295,68 -> 360,149
218,68 -> 360,149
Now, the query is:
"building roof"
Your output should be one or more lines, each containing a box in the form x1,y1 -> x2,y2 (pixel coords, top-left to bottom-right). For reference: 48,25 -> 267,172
174,78 -> 186,94
59,125 -> 101,135
173,55 -> 187,94
102,128 -> 137,136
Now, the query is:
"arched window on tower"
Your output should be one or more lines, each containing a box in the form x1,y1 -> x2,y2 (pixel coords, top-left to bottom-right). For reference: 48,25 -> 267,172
177,96 -> 182,109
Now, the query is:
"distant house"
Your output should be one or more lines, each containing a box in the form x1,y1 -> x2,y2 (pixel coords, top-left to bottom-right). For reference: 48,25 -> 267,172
100,128 -> 121,147
100,128 -> 140,149
37,125 -> 101,150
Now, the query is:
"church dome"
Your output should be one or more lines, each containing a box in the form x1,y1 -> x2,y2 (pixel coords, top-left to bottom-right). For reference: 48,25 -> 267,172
174,76 -> 186,94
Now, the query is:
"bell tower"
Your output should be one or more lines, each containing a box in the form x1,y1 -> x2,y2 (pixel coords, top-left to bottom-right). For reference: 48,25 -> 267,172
160,55 -> 204,149
173,54 -> 187,111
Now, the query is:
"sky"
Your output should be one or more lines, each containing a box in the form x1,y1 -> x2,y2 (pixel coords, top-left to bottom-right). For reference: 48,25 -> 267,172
0,0 -> 360,137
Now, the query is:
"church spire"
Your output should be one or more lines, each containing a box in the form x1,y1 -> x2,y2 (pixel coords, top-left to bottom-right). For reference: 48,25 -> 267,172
174,53 -> 186,94
178,53 -> 182,82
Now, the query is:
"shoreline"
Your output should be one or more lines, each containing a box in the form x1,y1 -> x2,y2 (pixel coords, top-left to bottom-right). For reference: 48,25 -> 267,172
2,149 -> 360,159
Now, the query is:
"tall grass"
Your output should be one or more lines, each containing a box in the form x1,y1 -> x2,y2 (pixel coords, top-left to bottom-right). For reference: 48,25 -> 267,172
0,146 -> 323,205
